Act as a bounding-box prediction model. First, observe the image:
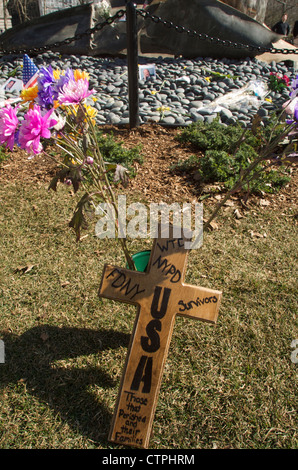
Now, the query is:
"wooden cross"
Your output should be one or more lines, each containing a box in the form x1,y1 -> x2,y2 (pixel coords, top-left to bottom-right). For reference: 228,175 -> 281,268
98,225 -> 222,449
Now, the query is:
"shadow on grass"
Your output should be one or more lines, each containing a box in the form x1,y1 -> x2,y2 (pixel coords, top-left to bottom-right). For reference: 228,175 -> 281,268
0,325 -> 130,446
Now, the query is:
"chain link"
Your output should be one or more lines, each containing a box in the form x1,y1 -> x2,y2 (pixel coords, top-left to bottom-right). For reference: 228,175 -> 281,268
0,9 -> 126,56
0,6 -> 297,57
137,8 -> 298,56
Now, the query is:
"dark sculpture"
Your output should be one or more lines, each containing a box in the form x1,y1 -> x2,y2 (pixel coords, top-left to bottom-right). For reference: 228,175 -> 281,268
140,0 -> 280,59
0,1 -> 282,59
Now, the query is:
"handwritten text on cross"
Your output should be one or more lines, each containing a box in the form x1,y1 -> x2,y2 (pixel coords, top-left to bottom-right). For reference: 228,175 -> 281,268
99,227 -> 222,448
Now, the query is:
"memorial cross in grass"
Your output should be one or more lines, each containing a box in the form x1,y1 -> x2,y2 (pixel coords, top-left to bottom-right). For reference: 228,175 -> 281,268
99,225 -> 222,448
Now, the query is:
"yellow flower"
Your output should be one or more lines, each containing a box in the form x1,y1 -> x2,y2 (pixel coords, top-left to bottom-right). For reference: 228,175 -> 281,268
53,69 -> 61,80
157,106 -> 170,112
68,104 -> 98,125
151,90 -> 157,95
20,85 -> 38,103
63,154 -> 77,166
265,97 -> 272,103
204,76 -> 211,83
74,69 -> 90,81
84,105 -> 97,125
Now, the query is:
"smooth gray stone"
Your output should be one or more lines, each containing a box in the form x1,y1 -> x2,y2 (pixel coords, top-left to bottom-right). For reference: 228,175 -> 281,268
204,114 -> 218,123
197,107 -> 214,115
107,113 -> 121,124
161,116 -> 176,124
220,108 -> 233,121
175,116 -> 186,125
203,92 -> 216,101
111,100 -> 125,108
218,81 -> 229,89
190,113 -> 204,122
257,108 -> 269,117
191,100 -> 204,108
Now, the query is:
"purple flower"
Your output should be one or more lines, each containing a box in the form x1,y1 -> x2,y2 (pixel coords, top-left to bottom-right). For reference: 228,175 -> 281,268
53,68 -> 74,100
18,105 -> 57,155
291,74 -> 298,89
58,79 -> 94,105
37,66 -> 55,109
0,105 -> 19,150
290,74 -> 298,98
293,99 -> 298,121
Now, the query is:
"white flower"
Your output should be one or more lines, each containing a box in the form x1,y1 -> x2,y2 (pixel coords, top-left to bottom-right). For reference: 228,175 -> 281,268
283,97 -> 298,116
52,111 -> 66,131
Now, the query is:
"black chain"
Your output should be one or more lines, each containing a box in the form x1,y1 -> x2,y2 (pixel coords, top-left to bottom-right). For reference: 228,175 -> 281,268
137,8 -> 298,56
0,9 -> 126,56
0,6 -> 297,57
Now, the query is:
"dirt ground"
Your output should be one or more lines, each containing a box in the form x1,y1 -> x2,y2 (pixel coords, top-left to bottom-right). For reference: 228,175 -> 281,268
0,123 -> 297,215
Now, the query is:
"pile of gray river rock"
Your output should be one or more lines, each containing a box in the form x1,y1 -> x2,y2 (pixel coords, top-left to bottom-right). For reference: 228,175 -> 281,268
0,51 -> 296,127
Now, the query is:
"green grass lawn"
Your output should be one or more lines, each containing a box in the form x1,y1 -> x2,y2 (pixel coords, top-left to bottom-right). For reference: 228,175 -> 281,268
0,173 -> 297,449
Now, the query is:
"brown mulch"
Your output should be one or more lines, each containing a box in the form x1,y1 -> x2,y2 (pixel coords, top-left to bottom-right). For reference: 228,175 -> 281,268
0,123 -> 297,214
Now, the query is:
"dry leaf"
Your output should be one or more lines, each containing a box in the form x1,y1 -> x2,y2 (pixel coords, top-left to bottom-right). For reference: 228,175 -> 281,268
61,281 -> 70,288
18,378 -> 26,384
250,231 -> 264,238
234,209 -> 243,219
206,221 -> 219,231
14,264 -> 35,274
94,250 -> 104,257
260,199 -> 270,206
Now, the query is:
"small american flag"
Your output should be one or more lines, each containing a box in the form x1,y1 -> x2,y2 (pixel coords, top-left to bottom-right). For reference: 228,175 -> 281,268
22,54 -> 39,89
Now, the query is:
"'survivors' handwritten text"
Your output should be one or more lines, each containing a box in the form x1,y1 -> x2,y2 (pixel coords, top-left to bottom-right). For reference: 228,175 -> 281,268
178,296 -> 218,312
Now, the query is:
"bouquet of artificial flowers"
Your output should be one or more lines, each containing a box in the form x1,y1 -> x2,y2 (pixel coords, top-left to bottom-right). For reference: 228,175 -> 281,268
0,61 -> 135,269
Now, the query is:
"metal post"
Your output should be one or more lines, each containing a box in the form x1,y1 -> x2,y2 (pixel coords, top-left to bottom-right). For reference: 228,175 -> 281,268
126,0 -> 140,128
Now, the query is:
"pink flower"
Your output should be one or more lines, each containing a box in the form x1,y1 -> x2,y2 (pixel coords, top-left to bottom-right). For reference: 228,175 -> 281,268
86,156 -> 94,165
283,74 -> 290,85
0,105 -> 19,150
18,105 -> 57,155
283,97 -> 298,116
58,79 -> 94,105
